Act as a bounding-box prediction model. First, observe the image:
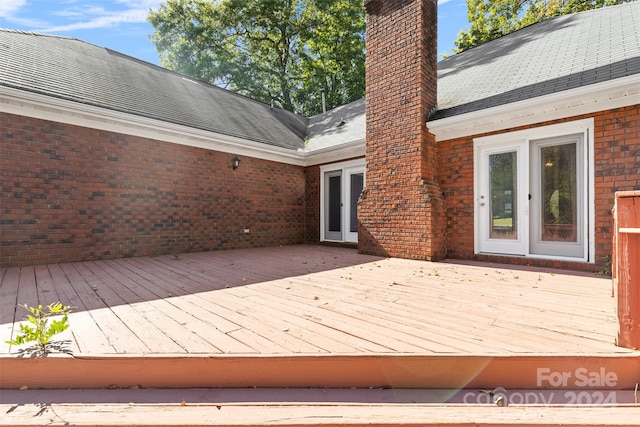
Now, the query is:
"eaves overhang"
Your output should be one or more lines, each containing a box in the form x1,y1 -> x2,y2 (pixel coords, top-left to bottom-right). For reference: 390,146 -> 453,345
301,139 -> 366,166
6,74 -> 638,168
0,86 -> 308,166
0,86 -> 367,168
427,74 -> 640,141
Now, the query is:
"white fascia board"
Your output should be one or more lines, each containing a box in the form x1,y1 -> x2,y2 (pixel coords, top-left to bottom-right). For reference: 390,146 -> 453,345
427,74 -> 640,141
0,86 -> 307,166
302,139 -> 365,166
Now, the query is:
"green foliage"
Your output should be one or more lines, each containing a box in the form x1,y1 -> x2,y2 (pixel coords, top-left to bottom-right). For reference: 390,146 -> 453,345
6,302 -> 72,353
148,0 -> 365,116
454,0 -> 631,53
598,255 -> 612,276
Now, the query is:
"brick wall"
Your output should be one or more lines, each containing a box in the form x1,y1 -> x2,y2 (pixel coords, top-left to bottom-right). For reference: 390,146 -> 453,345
438,105 -> 640,271
594,105 -> 640,268
359,0 -> 446,260
0,113 -> 306,267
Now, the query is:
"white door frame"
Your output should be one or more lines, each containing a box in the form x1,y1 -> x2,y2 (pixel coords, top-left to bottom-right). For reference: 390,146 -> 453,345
474,118 -> 595,262
320,159 -> 366,243
475,141 -> 528,255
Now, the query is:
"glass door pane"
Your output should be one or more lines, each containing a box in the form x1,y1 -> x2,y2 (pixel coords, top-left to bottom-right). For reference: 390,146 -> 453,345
328,175 -> 341,232
489,151 -> 518,240
324,172 -> 342,240
540,143 -> 577,242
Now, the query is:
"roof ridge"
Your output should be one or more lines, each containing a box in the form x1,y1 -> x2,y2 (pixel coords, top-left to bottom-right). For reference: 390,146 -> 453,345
0,28 -> 78,41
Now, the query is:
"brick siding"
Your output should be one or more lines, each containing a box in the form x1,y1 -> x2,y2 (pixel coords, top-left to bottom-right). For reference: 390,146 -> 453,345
0,113 -> 306,267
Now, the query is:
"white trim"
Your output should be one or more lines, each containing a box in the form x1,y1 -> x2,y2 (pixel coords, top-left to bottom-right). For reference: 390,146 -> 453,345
4,75 -> 638,167
474,118 -> 594,146
302,139 -> 366,166
319,158 -> 366,243
473,118 -> 595,263
319,159 -> 366,174
428,75 -> 640,141
0,85 -> 367,167
0,86 -> 308,166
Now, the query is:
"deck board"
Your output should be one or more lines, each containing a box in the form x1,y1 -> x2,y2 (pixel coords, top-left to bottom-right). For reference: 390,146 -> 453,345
0,245 -> 633,357
64,262 -> 151,354
47,263 -> 114,354
105,259 -> 258,353
0,267 -> 20,353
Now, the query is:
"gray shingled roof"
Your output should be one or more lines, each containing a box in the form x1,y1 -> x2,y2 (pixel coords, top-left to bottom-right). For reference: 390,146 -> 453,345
0,29 -> 308,150
306,98 -> 366,151
431,2 -> 640,120
1,3 -> 638,151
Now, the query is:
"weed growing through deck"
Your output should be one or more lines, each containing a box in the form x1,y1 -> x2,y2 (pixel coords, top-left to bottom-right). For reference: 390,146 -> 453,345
597,255 -> 612,276
6,302 -> 72,355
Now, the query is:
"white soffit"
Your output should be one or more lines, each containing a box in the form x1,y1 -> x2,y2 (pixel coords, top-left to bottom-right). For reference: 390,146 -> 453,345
302,139 -> 366,166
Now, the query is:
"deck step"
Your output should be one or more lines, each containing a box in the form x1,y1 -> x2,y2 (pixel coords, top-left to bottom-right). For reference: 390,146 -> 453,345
1,353 -> 639,390
2,388 -> 640,426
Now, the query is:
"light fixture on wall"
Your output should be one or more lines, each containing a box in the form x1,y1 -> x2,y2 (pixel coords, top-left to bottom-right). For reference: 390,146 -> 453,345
232,156 -> 241,170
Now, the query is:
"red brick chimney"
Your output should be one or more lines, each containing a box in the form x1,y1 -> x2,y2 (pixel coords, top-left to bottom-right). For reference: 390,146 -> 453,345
358,0 -> 445,260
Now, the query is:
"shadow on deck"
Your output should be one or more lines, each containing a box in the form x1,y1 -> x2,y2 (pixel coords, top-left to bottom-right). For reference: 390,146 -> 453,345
1,245 -> 638,391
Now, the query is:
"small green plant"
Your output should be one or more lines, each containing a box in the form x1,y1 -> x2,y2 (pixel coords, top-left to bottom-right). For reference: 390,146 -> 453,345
598,255 -> 612,276
6,302 -> 72,354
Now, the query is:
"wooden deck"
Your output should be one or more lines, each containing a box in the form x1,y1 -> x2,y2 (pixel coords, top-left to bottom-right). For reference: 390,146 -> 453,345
1,245 -> 639,390
0,244 -> 626,355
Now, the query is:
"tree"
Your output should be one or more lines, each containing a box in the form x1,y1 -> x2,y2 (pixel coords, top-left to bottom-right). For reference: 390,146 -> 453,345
148,0 -> 365,115
454,0 -> 631,53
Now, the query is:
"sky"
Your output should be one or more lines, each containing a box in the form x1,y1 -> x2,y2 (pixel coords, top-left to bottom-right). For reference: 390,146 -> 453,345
0,0 -> 470,67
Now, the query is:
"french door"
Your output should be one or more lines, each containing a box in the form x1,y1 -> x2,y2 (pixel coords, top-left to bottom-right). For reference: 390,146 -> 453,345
529,136 -> 584,258
476,132 -> 587,259
321,160 -> 365,243
477,145 -> 526,255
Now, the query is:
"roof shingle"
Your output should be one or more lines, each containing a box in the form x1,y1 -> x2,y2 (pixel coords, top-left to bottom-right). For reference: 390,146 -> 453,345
431,2 -> 640,120
0,29 -> 308,150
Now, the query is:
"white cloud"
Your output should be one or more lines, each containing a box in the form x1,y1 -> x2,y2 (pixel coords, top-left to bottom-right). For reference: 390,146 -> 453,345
34,1 -> 163,33
0,0 -> 26,18
41,8 -> 150,32
52,6 -> 110,19
0,0 -> 164,33
117,0 -> 163,8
